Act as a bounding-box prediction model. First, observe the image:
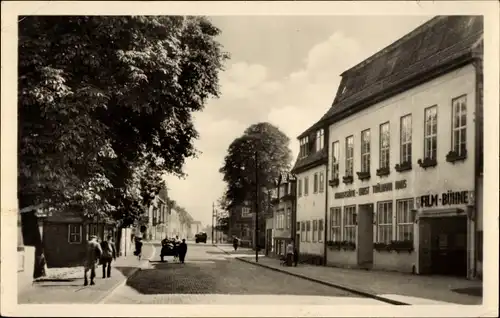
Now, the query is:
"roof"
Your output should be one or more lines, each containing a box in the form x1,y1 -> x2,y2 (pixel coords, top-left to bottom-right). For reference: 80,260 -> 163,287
291,147 -> 328,175
302,15 -> 484,135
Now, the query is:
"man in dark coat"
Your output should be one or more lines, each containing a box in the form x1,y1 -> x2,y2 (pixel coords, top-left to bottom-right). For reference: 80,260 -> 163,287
100,235 -> 117,278
178,239 -> 188,264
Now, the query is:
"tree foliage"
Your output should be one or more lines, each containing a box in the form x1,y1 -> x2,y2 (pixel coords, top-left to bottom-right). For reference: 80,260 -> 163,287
18,16 -> 228,221
219,122 -> 292,210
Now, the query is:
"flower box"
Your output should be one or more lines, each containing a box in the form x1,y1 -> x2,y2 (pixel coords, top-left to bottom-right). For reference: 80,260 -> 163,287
395,161 -> 412,172
342,175 -> 353,185
417,157 -> 437,169
376,167 -> 390,177
373,240 -> 414,253
446,149 -> 467,163
328,178 -> 339,187
356,171 -> 371,181
326,240 -> 356,251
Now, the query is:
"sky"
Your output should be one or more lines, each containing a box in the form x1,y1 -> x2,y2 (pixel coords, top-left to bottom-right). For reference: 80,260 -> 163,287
164,15 -> 433,228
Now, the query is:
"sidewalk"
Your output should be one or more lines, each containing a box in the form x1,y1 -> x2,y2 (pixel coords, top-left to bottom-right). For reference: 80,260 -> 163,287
236,255 -> 482,305
214,243 -> 265,257
18,243 -> 155,304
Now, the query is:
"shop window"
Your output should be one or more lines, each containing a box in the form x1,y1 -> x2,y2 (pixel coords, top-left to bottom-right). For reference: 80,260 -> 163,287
318,219 -> 324,242
319,172 -> 325,193
344,206 -> 356,243
330,207 -> 342,241
379,122 -> 390,169
360,129 -> 371,173
396,199 -> 414,241
304,176 -> 309,195
306,220 -> 311,242
424,105 -> 438,160
331,141 -> 340,180
400,114 -> 412,164
312,220 -> 318,242
68,224 -> 82,244
451,95 -> 467,156
345,136 -> 354,177
377,201 -> 393,243
313,173 -> 319,193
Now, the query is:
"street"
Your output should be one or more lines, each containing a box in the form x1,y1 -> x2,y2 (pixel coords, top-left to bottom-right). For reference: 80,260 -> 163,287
102,243 -> 385,304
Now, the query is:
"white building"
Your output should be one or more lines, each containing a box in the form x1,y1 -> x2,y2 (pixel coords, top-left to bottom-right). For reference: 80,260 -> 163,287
292,129 -> 328,264
300,16 -> 483,279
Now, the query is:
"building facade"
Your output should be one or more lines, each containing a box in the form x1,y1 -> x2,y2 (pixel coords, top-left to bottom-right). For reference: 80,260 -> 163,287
308,16 -> 483,279
292,127 -> 329,264
146,187 -> 169,241
269,172 -> 296,257
229,203 -> 254,247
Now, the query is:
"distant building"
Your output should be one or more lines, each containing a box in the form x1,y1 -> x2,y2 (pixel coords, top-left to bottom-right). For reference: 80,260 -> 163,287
229,203 -> 254,247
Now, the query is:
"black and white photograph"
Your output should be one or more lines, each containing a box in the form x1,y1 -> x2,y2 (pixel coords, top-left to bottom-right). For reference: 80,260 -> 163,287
1,1 -> 499,317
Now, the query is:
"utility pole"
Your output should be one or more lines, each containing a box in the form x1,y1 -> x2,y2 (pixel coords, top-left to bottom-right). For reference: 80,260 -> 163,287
211,202 -> 215,245
254,150 -> 259,263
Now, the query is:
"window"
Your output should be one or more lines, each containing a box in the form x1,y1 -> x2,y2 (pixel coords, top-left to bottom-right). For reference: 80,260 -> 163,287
379,122 -> 390,169
424,106 -> 438,159
306,220 -> 311,242
319,172 -> 325,193
304,176 -> 309,195
377,201 -> 393,243
86,224 -> 99,241
316,129 -> 325,151
241,207 -> 252,218
313,173 -> 318,193
452,95 -> 467,156
300,222 -> 306,241
361,129 -> 371,173
312,220 -> 318,242
344,206 -> 356,243
318,219 -> 324,242
330,207 -> 342,241
68,224 -> 82,244
345,136 -> 354,176
286,208 -> 291,230
299,136 -> 310,158
400,114 -> 412,163
331,141 -> 340,180
298,179 -> 302,197
396,199 -> 414,241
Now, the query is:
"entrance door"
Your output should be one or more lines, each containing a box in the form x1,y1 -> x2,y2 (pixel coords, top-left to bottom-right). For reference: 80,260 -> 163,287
431,216 -> 467,277
418,220 -> 432,274
357,204 -> 374,269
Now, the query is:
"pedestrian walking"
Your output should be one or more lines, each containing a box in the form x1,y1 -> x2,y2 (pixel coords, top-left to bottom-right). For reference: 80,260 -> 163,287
100,235 -> 117,279
286,240 -> 294,267
178,239 -> 188,264
84,235 -> 102,286
134,235 -> 143,260
232,236 -> 239,251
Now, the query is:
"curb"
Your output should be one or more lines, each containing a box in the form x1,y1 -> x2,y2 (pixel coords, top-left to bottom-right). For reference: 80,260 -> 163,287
96,243 -> 156,304
231,254 -> 409,306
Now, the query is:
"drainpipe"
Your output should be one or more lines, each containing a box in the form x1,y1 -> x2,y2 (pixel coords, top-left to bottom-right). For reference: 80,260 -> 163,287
323,126 -> 329,266
472,53 -> 483,279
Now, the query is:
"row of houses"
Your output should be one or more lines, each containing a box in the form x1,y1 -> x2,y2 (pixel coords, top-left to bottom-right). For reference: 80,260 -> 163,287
262,16 -> 483,279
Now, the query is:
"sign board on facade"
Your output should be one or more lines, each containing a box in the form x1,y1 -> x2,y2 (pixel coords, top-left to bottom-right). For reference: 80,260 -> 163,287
417,190 -> 472,208
334,180 -> 407,199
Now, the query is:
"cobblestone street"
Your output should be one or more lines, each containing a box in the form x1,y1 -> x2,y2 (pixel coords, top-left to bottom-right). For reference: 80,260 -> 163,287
102,243 -> 385,304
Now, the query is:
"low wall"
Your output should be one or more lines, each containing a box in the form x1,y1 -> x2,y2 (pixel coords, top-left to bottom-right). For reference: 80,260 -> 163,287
18,246 -> 35,293
326,249 -> 357,268
373,250 -> 416,273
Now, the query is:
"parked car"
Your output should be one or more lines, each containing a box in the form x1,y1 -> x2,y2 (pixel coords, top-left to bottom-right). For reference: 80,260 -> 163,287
195,232 -> 207,243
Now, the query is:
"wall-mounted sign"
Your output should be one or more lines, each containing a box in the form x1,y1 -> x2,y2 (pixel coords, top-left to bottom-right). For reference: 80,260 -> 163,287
334,180 -> 407,199
418,190 -> 472,208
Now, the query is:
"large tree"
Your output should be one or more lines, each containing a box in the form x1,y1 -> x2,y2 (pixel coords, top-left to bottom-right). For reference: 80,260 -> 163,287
18,16 -> 228,218
18,16 -> 228,277
219,122 -> 292,210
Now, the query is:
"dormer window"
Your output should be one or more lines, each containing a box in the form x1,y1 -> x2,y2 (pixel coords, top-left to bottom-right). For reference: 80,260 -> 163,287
316,129 -> 324,151
299,136 -> 309,158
